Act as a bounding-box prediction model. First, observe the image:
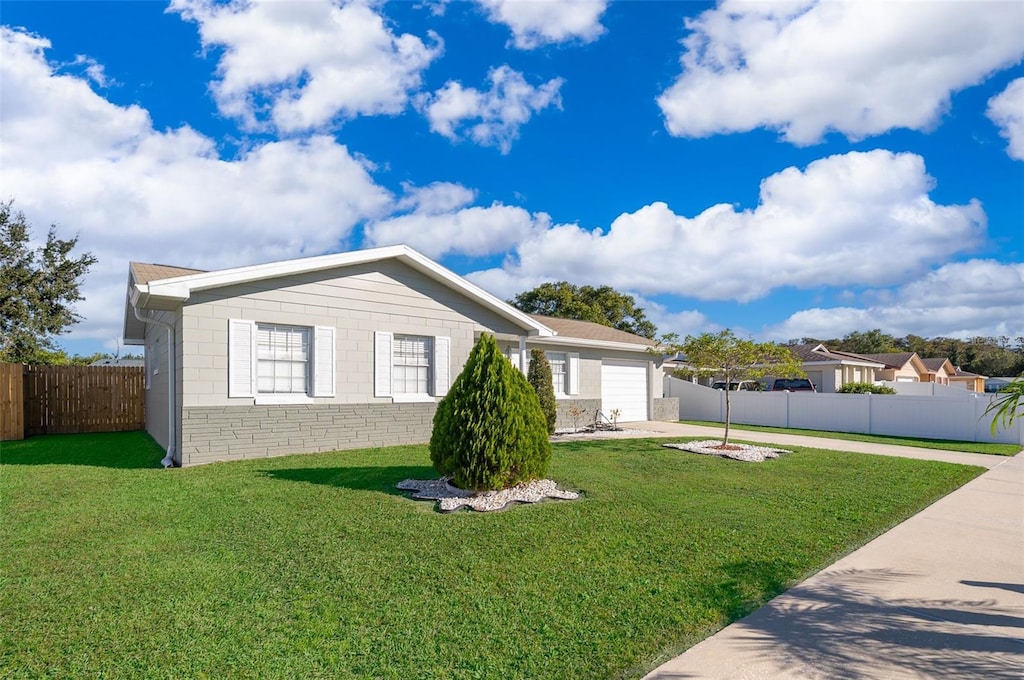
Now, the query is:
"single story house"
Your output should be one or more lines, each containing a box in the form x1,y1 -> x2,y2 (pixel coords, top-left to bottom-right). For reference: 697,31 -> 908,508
985,376 -> 1018,393
920,357 -> 955,385
123,245 -> 676,467
772,344 -> 886,393
949,367 -> 987,392
860,352 -> 929,383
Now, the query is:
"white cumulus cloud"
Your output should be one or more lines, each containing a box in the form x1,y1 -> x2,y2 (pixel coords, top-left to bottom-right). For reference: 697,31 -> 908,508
419,65 -> 563,153
476,0 -> 608,49
987,77 -> 1024,161
169,0 -> 441,132
658,0 -> 1024,144
765,260 -> 1024,340
467,150 -> 986,301
0,26 -> 392,346
366,182 -> 551,258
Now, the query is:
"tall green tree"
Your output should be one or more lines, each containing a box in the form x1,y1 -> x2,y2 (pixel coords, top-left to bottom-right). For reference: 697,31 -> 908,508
836,329 -> 901,355
669,330 -> 804,446
510,281 -> 657,339
527,348 -> 558,434
0,202 -> 97,364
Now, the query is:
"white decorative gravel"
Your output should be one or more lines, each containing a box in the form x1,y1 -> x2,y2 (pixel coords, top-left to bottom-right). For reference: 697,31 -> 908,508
552,427 -> 656,439
663,440 -> 791,462
396,477 -> 579,512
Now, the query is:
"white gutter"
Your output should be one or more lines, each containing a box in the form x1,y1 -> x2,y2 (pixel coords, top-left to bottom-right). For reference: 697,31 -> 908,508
132,307 -> 177,468
527,335 -> 655,353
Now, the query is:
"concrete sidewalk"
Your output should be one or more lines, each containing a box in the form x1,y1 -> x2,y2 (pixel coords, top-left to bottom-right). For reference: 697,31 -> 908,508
617,421 -> 1010,468
630,424 -> 1024,679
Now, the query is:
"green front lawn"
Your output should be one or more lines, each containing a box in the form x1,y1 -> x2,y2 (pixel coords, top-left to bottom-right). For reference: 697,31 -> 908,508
1,433 -> 983,678
681,420 -> 1021,456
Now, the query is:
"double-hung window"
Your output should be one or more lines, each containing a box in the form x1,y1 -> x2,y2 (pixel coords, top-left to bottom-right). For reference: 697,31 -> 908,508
547,352 -> 567,395
393,335 -> 432,395
374,331 -> 450,401
256,324 -> 309,394
229,320 -> 335,400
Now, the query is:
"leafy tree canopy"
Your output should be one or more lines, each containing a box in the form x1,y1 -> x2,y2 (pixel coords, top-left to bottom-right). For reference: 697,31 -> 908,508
0,201 -> 97,364
510,281 -> 657,339
668,330 -> 803,445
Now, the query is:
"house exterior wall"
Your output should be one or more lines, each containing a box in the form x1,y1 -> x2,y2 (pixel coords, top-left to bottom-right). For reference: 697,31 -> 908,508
180,403 -> 436,466
143,318 -> 170,450
877,365 -> 919,382
178,260 -> 525,408
172,260 -> 531,465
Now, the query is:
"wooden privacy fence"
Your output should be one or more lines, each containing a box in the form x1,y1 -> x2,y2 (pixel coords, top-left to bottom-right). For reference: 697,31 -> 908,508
0,363 -> 23,440
0,364 -> 145,439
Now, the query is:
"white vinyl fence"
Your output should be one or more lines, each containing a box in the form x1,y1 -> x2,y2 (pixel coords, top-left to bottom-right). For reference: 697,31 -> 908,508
664,376 -> 1024,445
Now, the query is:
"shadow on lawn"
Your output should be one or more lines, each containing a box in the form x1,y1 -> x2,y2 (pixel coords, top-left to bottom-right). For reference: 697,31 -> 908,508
656,568 -> 1024,680
261,464 -> 435,497
0,432 -> 165,469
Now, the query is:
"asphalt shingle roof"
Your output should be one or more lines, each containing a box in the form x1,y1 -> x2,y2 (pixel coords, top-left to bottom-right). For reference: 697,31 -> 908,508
527,314 -> 656,346
130,262 -> 206,285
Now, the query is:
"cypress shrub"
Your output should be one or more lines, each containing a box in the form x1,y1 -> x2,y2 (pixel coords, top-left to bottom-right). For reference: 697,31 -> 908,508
430,334 -> 551,491
527,348 -> 558,434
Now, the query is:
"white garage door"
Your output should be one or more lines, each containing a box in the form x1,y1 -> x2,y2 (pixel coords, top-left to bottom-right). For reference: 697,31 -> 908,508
601,360 -> 649,422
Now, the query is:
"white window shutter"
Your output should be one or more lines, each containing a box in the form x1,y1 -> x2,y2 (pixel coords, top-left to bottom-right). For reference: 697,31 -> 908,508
374,331 -> 393,397
523,350 -> 531,376
568,352 -> 580,395
312,326 -> 336,397
434,336 -> 451,397
228,319 -> 256,398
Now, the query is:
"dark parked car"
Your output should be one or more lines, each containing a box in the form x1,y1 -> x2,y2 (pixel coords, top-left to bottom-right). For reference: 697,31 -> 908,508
764,378 -> 816,392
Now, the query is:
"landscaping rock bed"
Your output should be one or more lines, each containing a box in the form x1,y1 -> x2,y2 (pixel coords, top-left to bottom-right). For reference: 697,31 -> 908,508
663,440 -> 792,462
552,427 -> 655,440
397,477 -> 580,512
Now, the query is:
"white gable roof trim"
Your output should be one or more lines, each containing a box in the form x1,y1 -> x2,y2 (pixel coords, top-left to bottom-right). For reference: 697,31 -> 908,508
129,245 -> 554,337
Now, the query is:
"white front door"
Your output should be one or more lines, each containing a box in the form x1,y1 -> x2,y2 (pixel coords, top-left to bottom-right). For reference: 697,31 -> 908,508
601,360 -> 649,422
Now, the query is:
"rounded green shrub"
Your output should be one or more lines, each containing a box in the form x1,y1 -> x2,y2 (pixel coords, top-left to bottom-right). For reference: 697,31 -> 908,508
430,334 -> 552,491
837,382 -> 896,394
527,348 -> 558,435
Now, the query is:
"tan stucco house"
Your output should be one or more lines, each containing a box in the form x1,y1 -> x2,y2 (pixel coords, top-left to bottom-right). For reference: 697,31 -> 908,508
949,367 -> 987,392
861,352 -> 930,382
123,245 -> 675,467
920,357 -> 955,385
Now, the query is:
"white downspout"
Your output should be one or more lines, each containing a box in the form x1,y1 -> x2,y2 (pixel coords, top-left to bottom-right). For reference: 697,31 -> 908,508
133,307 -> 177,468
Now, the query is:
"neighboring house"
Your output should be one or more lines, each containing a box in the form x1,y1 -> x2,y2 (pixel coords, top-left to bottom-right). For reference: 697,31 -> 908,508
949,367 -> 987,392
775,344 -> 886,393
919,357 -> 955,385
89,358 -> 145,367
123,245 -> 675,468
986,376 -> 1018,393
860,352 -> 929,383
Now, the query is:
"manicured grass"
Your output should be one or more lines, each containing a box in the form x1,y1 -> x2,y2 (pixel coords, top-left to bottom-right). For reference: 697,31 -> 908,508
2,432 -> 983,678
681,420 -> 1021,456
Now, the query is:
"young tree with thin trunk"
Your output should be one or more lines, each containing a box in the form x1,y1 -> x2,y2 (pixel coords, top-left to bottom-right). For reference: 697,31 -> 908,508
670,330 -> 804,446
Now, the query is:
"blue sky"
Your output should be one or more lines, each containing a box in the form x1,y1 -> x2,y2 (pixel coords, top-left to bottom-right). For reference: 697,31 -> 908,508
2,0 -> 1023,357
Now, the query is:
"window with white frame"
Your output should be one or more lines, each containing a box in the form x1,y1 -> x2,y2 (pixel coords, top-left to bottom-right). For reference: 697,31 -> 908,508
547,352 -> 567,394
256,324 -> 310,394
229,320 -> 334,400
373,331 -> 450,401
393,335 -> 432,395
